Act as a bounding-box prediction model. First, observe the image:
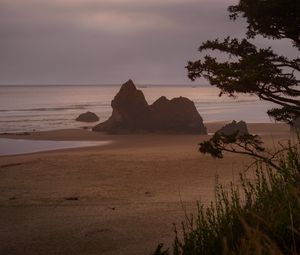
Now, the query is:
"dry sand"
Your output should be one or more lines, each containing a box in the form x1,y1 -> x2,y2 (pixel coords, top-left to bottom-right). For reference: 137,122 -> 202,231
0,122 -> 292,255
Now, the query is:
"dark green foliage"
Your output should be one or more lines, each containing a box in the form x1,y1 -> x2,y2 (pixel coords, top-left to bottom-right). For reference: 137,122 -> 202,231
187,37 -> 300,124
187,0 -> 300,124
199,132 -> 264,158
199,132 -> 282,171
228,0 -> 300,48
151,139 -> 300,255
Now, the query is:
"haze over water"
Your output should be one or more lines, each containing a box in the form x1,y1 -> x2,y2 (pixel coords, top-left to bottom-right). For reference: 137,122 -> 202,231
0,84 -> 275,133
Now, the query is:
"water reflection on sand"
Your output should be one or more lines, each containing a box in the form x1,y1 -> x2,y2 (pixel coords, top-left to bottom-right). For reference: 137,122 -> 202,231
0,138 -> 111,156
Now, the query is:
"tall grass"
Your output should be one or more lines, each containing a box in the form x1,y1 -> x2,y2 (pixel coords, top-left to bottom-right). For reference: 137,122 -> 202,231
152,139 -> 300,255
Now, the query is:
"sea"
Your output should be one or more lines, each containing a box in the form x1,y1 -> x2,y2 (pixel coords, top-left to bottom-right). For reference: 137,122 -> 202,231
0,85 -> 276,133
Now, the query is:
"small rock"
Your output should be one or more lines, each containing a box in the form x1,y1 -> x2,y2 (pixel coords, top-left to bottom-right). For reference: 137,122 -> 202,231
76,112 -> 99,122
145,191 -> 154,197
65,196 -> 79,201
0,163 -> 22,169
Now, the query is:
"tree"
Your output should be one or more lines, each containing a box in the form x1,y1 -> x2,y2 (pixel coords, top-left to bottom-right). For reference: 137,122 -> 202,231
187,0 -> 300,162
228,0 -> 300,49
187,0 -> 300,124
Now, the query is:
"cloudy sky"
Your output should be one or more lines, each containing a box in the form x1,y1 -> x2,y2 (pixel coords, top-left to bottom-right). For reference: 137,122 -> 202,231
0,0 -> 296,85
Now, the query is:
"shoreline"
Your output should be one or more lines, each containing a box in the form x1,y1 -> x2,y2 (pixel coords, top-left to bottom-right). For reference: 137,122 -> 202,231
0,121 -> 290,140
0,122 -> 291,157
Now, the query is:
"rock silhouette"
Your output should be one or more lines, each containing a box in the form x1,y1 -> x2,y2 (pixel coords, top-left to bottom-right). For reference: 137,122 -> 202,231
76,112 -> 99,122
93,80 -> 207,134
216,120 -> 249,136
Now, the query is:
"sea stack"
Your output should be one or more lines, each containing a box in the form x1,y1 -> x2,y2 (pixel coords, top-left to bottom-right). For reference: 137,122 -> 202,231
76,111 -> 99,122
216,120 -> 249,136
93,79 -> 207,134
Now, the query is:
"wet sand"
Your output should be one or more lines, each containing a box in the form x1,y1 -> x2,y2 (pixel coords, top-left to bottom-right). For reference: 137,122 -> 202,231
0,122 -> 291,255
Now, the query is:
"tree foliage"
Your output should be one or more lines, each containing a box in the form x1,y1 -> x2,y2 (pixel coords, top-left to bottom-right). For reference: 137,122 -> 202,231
229,0 -> 300,48
187,0 -> 300,124
188,0 -> 300,162
199,131 -> 285,171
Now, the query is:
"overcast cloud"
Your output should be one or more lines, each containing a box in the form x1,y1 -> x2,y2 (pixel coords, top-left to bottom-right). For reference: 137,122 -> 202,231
0,0 -> 297,85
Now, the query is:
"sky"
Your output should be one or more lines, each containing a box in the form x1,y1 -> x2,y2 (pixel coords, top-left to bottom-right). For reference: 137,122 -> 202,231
0,0 -> 297,85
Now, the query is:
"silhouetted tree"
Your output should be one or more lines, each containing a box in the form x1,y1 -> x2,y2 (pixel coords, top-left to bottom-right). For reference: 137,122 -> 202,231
187,0 -> 299,124
229,0 -> 300,49
188,0 -> 300,163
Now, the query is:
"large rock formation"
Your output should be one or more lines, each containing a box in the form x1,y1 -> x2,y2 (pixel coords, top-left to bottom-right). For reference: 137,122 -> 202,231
76,111 -> 99,122
93,80 -> 207,134
93,80 -> 150,133
216,120 -> 249,136
149,96 -> 206,133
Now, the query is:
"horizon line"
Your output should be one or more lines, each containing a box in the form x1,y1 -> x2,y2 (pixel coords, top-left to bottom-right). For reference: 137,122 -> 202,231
0,83 -> 209,87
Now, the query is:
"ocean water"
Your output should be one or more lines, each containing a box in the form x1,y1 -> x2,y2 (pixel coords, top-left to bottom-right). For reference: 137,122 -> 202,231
0,85 -> 275,133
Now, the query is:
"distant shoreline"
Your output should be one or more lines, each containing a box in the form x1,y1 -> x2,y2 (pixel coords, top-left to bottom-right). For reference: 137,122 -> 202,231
0,84 -> 210,87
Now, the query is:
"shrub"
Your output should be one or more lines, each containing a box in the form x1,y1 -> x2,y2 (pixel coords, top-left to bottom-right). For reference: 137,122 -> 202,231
151,139 -> 300,255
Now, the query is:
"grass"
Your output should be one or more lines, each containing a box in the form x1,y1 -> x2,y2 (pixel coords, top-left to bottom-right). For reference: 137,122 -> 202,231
151,138 -> 300,255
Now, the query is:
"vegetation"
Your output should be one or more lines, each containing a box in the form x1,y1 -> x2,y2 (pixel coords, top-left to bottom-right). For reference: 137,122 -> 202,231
190,0 -> 299,164
199,132 -> 281,171
228,0 -> 300,49
187,0 -> 300,124
151,138 -> 300,255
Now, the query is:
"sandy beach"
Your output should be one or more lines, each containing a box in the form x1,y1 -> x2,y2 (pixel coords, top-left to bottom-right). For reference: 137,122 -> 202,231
0,122 -> 291,255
